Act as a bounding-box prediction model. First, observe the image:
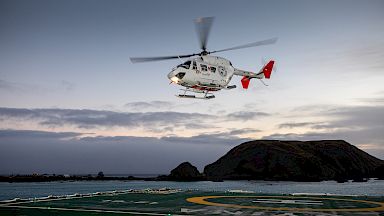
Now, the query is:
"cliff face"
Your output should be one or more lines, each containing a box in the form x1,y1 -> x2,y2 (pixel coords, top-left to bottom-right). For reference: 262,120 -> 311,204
204,140 -> 384,181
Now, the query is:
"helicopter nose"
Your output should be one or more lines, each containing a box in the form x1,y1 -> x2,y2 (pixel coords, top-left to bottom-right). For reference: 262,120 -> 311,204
168,70 -> 182,84
167,71 -> 175,79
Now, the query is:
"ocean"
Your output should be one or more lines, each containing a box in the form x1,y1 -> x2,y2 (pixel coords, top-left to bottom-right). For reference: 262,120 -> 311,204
1,179 -> 383,201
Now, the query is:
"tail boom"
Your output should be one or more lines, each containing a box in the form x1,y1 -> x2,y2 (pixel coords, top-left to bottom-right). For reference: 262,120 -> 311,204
234,60 -> 275,89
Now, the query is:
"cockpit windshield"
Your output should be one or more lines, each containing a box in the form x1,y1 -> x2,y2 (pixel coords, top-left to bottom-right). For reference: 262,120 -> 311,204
177,61 -> 191,69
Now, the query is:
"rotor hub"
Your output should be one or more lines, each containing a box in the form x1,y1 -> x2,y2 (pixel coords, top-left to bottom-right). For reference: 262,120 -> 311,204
200,50 -> 209,56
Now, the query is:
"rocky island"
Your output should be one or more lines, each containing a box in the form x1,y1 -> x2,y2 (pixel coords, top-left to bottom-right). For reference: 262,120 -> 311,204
166,162 -> 204,181
203,140 -> 384,182
167,140 -> 384,182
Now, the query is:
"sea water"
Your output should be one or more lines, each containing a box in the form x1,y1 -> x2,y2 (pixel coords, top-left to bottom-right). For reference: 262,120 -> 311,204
1,180 -> 383,200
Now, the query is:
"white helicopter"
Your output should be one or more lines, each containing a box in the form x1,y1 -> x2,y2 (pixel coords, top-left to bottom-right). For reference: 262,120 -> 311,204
130,17 -> 276,99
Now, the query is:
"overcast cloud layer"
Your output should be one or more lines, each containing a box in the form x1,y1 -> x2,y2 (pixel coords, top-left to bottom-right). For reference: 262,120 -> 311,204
0,129 -> 245,174
1,99 -> 384,174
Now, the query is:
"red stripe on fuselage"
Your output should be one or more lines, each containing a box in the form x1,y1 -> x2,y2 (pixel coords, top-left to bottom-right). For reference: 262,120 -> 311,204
191,85 -> 220,91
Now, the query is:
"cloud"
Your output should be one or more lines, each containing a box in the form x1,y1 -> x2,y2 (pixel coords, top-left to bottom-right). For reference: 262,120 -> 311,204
161,134 -> 247,146
160,129 -> 258,146
243,103 -> 264,110
0,107 -> 272,134
227,128 -> 262,136
284,104 -> 384,137
277,122 -> 333,130
357,97 -> 384,105
225,111 -> 270,121
124,101 -> 174,111
262,132 -> 328,141
326,105 -> 384,129
0,107 -> 214,130
0,129 -> 83,139
290,104 -> 336,114
278,122 -> 320,129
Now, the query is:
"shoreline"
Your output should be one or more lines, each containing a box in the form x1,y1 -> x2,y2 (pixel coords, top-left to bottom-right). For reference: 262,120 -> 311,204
1,175 -> 382,183
1,179 -> 384,200
0,175 -> 156,182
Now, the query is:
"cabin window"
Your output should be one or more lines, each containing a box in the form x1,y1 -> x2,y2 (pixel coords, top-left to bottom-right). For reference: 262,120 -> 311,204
192,61 -> 197,70
201,64 -> 207,71
219,66 -> 227,76
210,66 -> 216,73
177,61 -> 191,69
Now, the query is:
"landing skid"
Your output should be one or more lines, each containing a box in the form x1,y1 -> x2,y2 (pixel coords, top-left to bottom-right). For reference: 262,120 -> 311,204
177,94 -> 215,99
176,88 -> 215,99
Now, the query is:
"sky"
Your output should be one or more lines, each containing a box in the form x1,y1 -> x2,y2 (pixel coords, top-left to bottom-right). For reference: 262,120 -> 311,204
0,0 -> 383,175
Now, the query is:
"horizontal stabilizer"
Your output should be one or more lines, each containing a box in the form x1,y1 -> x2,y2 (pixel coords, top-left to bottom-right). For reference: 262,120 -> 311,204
241,76 -> 251,89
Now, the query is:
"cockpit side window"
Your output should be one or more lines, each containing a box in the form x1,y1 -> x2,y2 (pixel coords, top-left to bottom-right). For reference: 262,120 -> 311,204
177,61 -> 191,69
175,72 -> 186,79
200,64 -> 207,71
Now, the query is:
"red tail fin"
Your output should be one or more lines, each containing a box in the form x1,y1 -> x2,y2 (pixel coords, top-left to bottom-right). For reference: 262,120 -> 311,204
241,76 -> 250,89
263,60 -> 274,79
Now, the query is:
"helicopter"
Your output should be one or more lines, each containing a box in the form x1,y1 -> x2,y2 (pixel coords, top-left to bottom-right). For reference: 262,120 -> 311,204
130,17 -> 277,99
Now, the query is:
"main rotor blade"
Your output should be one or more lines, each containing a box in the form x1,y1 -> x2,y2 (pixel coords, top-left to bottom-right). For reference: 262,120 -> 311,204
130,53 -> 196,63
209,37 -> 278,54
195,17 -> 214,51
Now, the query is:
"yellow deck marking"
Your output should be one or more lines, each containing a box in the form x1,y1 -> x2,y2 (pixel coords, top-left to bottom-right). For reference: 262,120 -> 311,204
186,195 -> 384,212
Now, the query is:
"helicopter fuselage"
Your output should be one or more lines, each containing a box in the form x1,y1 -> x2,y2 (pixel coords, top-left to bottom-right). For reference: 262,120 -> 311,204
167,55 -> 235,91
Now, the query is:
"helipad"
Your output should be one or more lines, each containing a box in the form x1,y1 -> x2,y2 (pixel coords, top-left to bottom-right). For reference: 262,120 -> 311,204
187,195 -> 384,212
1,190 -> 383,215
